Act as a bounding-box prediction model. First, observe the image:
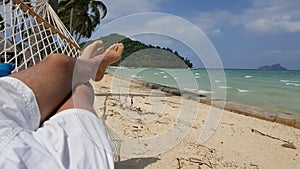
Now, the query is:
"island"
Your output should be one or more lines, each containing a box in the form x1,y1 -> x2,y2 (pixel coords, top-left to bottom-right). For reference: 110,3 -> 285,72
258,63 -> 287,71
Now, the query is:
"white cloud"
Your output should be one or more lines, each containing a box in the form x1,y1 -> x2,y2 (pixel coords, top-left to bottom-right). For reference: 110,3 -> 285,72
192,10 -> 233,35
98,0 -> 300,35
242,0 -> 300,33
192,0 -> 300,35
101,0 -> 161,20
96,12 -> 223,68
143,16 -> 196,36
99,13 -> 209,48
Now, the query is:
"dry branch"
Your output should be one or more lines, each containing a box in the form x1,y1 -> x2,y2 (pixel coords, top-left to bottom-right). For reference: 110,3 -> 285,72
251,128 -> 296,150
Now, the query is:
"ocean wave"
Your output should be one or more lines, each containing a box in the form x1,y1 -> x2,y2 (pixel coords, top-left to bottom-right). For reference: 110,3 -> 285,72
198,90 -> 214,94
285,83 -> 300,87
131,75 -> 142,79
244,75 -> 253,78
184,88 -> 197,92
219,86 -> 231,89
237,88 -> 252,93
115,66 -> 127,69
280,79 -> 299,83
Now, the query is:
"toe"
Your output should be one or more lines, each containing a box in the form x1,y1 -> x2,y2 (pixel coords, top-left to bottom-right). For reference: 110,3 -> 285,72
116,43 -> 124,55
97,47 -> 104,54
94,40 -> 103,48
111,43 -> 118,50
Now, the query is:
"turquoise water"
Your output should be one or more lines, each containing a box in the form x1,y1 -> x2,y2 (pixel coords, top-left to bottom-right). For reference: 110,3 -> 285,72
107,67 -> 300,115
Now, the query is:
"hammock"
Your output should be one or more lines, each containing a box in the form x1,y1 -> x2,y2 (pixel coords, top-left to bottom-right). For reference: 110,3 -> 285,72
0,0 -> 122,162
0,0 -> 80,71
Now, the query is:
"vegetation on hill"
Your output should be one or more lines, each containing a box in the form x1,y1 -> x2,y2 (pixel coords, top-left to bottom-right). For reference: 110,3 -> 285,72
81,34 -> 193,68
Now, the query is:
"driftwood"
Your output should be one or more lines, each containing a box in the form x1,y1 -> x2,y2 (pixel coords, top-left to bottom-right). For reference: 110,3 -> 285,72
188,142 -> 215,153
251,128 -> 296,150
177,157 -> 212,169
188,158 -> 213,168
177,158 -> 182,169
130,95 -> 133,106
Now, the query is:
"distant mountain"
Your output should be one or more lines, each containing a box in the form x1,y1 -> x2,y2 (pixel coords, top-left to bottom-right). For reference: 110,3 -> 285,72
80,34 -> 193,68
258,63 -> 287,71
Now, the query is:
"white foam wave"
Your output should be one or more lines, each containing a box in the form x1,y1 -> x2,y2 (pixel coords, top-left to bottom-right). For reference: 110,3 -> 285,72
163,76 -> 168,78
219,86 -> 231,89
184,88 -> 197,92
198,90 -> 214,94
116,66 -> 127,69
244,75 -> 253,78
280,80 -> 299,83
285,83 -> 300,86
237,88 -> 251,93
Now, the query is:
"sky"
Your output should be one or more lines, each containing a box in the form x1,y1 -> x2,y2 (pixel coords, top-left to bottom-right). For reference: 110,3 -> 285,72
90,0 -> 300,70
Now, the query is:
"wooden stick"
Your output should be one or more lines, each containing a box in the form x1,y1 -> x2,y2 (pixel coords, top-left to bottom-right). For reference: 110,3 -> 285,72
177,158 -> 182,169
188,158 -> 213,168
251,128 -> 289,143
251,128 -> 297,149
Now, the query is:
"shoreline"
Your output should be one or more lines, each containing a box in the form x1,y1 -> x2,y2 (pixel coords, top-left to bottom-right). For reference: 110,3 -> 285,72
107,73 -> 300,129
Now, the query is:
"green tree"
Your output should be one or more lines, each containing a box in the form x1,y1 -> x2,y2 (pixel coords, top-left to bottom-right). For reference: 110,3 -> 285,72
57,0 -> 107,42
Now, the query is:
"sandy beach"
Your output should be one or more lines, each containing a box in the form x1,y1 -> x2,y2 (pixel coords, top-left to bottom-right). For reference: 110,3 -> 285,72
92,73 -> 300,169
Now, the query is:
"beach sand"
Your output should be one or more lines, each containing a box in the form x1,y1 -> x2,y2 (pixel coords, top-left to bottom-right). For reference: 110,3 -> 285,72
92,74 -> 300,169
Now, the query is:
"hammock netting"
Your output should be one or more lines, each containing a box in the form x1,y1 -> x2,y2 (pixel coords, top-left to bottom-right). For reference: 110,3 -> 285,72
0,0 -> 80,72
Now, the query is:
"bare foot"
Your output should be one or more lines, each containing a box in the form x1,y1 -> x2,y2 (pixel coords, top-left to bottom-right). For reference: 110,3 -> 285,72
94,43 -> 124,81
80,40 -> 104,59
102,43 -> 124,65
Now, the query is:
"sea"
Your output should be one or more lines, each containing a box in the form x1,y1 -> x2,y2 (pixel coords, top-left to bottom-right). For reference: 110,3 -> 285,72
107,67 -> 300,116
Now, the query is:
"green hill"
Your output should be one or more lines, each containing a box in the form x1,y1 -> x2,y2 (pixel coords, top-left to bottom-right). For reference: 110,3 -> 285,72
81,34 -> 193,68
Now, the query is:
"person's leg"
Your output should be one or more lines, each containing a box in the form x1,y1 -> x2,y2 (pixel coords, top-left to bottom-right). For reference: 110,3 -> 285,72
32,82 -> 115,169
56,82 -> 96,115
9,42 -> 124,122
